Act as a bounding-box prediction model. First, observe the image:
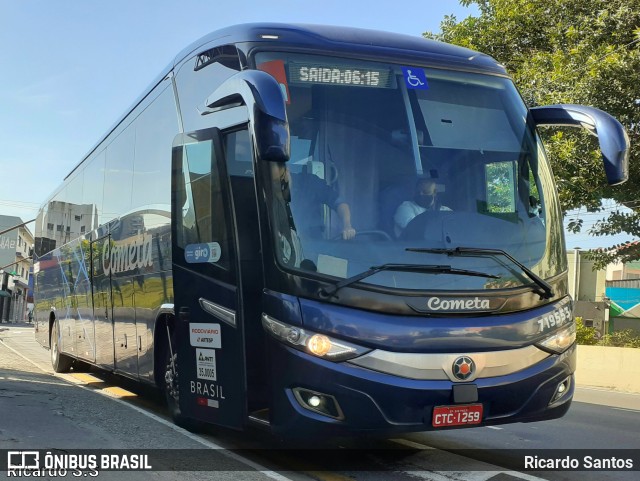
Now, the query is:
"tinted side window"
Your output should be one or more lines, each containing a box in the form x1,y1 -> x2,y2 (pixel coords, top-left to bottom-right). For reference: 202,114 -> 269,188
65,171 -> 86,239
82,150 -> 106,229
103,127 -> 135,223
175,46 -> 242,133
132,86 -> 179,209
224,129 -> 253,177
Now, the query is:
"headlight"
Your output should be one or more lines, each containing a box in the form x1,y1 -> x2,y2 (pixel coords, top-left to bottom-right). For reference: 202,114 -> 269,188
261,314 -> 370,361
536,323 -> 576,354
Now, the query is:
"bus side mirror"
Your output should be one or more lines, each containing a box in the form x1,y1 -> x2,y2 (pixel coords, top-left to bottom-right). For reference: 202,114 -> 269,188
203,69 -> 290,162
530,104 -> 629,186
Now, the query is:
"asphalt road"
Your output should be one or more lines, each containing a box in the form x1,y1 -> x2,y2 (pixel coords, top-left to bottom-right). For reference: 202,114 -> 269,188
1,323 -> 639,481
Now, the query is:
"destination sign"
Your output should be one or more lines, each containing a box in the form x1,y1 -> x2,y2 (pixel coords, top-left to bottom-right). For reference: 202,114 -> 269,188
289,62 -> 392,88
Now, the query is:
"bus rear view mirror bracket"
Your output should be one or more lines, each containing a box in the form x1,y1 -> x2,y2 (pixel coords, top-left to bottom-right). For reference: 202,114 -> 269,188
202,69 -> 290,163
530,104 -> 629,186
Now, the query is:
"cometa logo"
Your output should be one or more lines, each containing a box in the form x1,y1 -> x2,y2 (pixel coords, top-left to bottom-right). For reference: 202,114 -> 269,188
102,234 -> 153,275
426,297 -> 491,311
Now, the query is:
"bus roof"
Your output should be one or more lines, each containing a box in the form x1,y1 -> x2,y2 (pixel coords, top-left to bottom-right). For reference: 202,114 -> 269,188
174,23 -> 506,75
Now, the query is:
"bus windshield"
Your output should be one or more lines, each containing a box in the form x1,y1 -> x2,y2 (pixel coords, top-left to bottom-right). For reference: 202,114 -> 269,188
255,51 -> 566,292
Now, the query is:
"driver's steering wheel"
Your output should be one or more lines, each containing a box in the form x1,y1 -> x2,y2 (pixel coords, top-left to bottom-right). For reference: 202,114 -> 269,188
400,211 -> 444,241
333,229 -> 392,241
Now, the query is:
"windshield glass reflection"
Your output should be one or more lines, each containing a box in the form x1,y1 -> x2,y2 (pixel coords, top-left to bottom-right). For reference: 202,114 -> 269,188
256,52 -> 566,291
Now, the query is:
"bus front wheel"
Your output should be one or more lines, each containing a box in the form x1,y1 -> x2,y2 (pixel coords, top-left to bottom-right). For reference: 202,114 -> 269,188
164,349 -> 180,418
163,345 -> 200,432
50,319 -> 73,373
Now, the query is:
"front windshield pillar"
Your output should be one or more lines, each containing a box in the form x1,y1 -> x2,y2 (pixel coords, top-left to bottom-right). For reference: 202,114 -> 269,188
399,77 -> 423,176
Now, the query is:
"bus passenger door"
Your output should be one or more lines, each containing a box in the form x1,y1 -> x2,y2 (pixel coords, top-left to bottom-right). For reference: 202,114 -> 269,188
91,235 -> 116,370
171,124 -> 246,429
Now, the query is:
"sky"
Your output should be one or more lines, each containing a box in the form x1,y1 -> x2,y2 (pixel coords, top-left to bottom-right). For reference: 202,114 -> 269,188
0,0 -> 634,250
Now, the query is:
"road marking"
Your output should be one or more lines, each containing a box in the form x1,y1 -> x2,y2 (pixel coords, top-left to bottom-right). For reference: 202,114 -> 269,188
405,471 -> 548,481
391,438 -> 436,450
402,471 -> 459,481
305,472 -> 355,481
0,337 -> 293,481
101,386 -> 138,398
428,470 -> 547,481
70,372 -> 105,384
496,472 -> 549,481
89,387 -> 293,481
390,438 -> 548,481
485,426 -> 502,430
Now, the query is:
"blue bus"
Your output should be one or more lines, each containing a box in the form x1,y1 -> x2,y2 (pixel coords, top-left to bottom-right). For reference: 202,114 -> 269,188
33,24 -> 629,436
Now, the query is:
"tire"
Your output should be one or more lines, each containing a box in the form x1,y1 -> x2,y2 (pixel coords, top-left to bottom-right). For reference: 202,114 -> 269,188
50,319 -> 73,373
163,343 -> 200,432
164,347 -> 181,418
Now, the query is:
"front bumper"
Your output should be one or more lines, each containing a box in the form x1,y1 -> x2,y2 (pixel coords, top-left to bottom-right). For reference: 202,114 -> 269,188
267,341 -> 576,436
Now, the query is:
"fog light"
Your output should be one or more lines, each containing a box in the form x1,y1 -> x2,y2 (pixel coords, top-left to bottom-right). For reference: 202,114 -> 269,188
550,376 -> 572,404
292,388 -> 344,420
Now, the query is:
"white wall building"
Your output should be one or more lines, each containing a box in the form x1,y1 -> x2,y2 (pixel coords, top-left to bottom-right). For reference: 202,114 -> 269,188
0,215 -> 34,322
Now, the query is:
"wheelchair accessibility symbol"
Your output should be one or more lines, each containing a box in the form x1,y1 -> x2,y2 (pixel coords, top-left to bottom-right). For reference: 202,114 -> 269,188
402,67 -> 429,90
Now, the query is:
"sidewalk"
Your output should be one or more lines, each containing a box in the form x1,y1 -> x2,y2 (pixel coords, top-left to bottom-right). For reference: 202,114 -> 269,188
0,322 -> 52,374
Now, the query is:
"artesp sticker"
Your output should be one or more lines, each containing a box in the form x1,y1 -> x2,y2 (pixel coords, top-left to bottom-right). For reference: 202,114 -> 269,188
189,323 -> 221,348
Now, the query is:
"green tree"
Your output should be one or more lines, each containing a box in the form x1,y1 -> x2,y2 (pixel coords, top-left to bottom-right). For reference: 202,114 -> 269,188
426,0 -> 640,268
599,329 -> 640,348
574,317 -> 599,345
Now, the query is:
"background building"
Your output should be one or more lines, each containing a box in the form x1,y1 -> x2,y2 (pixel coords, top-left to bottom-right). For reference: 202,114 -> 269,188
0,215 -> 34,322
567,248 -> 609,336
605,255 -> 640,334
568,247 -> 640,336
34,200 -> 96,257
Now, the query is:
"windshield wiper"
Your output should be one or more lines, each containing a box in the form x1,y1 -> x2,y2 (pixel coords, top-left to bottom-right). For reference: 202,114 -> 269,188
406,247 -> 554,299
319,263 -> 500,299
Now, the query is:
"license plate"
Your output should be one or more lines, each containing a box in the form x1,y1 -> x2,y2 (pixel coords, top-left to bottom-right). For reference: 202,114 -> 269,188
432,404 -> 483,427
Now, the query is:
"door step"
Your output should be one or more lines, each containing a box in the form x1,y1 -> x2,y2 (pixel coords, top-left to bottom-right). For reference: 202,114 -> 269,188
248,408 -> 270,429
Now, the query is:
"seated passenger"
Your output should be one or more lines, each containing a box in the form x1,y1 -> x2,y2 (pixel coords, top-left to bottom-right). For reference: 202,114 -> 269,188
393,178 -> 451,237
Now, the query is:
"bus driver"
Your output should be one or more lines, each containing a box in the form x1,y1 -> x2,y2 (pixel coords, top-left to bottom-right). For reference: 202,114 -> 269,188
270,162 -> 356,267
394,178 -> 451,238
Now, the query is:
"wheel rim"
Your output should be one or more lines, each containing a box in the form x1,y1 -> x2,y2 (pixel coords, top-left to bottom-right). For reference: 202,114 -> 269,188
165,353 -> 179,404
51,323 -> 58,365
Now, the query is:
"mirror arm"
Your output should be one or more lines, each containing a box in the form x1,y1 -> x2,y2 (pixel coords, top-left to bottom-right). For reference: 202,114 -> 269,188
202,70 -> 290,162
